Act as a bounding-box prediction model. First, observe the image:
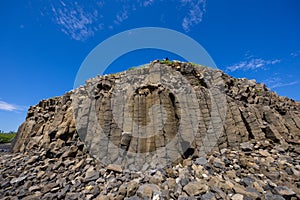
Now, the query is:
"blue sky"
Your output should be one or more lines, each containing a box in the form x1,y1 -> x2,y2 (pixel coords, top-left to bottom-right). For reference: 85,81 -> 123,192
0,0 -> 299,132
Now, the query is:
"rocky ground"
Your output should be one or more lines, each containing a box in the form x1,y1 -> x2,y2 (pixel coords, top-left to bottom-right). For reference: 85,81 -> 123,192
1,138 -> 299,199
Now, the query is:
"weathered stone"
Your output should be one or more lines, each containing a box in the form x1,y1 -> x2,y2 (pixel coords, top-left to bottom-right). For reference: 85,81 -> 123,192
240,142 -> 253,151
127,180 -> 139,196
183,182 -> 208,196
265,193 -> 285,200
274,186 -> 296,196
85,166 -> 99,182
231,194 -> 244,200
107,164 -> 123,173
195,157 -> 208,166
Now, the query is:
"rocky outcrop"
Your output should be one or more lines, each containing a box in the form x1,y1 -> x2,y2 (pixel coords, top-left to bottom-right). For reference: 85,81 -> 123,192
1,60 -> 299,199
12,61 -> 300,160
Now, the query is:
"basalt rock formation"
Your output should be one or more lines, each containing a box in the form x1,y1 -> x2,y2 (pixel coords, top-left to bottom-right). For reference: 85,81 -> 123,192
1,60 -> 300,199
12,61 -> 300,158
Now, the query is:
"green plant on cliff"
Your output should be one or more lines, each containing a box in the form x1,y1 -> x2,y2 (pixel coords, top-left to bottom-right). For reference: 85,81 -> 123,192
0,131 -> 16,143
188,62 -> 199,67
159,59 -> 174,65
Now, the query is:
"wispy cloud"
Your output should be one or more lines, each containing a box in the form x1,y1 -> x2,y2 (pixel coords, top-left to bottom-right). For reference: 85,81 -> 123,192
141,0 -> 155,7
290,50 -> 300,57
227,57 -> 281,72
0,100 -> 25,112
114,6 -> 129,25
42,0 -> 206,41
264,77 -> 298,89
50,1 -> 101,41
181,0 -> 206,32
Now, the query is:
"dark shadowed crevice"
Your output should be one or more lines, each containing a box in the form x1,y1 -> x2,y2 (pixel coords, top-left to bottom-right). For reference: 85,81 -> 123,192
239,110 -> 255,140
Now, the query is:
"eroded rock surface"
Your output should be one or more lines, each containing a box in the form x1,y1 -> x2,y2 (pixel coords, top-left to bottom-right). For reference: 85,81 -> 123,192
1,61 -> 299,199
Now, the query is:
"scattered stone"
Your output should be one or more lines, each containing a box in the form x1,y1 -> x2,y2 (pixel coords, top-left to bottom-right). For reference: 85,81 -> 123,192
85,167 -> 99,182
195,157 -> 208,165
240,142 -> 253,151
264,193 -> 285,200
107,164 -> 123,173
274,186 -> 296,197
183,182 -> 209,196
231,194 -> 244,200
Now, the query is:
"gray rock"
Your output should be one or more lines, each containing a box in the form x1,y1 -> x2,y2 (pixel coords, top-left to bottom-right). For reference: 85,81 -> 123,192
85,167 -> 99,182
265,193 -> 285,200
194,157 -> 208,165
240,142 -> 253,151
10,176 -> 27,184
274,186 -> 296,196
201,192 -> 216,200
127,180 -> 139,196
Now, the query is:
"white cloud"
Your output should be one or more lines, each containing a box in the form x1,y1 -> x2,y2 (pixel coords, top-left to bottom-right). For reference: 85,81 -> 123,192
290,50 -> 300,57
141,0 -> 155,7
227,57 -> 281,72
264,77 -> 298,89
0,100 -> 24,112
50,1 -> 100,41
114,7 -> 129,25
43,0 -> 206,40
181,0 -> 206,32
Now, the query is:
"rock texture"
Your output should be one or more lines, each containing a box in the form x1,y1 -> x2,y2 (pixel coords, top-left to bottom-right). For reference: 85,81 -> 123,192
12,61 -> 300,159
1,60 -> 300,199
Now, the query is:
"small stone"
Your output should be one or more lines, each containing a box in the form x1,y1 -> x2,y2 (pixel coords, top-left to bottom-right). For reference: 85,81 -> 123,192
240,142 -> 253,151
28,185 -> 41,192
202,174 -> 208,178
85,166 -> 99,182
201,192 -> 216,200
85,185 -> 94,191
195,157 -> 208,165
10,176 -> 27,184
26,155 -> 39,165
118,183 -> 127,196
258,149 -> 270,157
213,158 -> 224,168
265,193 -> 285,200
137,184 -> 159,199
231,194 -> 244,200
96,195 -> 109,200
22,193 -> 43,200
180,178 -> 190,186
72,159 -> 84,171
107,164 -> 122,173
37,171 -> 45,179
65,192 -> 80,199
274,186 -> 296,196
127,180 -> 139,196
183,182 -> 208,196
183,158 -> 192,167
61,145 -> 78,158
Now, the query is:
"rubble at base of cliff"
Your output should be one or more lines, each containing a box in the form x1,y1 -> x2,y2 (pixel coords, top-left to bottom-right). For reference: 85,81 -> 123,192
1,138 -> 299,199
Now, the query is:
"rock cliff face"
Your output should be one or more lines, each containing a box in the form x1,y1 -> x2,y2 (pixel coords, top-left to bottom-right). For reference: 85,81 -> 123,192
12,61 -> 300,159
2,61 -> 299,199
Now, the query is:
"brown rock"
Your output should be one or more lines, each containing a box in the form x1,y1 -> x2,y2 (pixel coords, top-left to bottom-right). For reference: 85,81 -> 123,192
107,164 -> 122,173
183,181 -> 208,196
